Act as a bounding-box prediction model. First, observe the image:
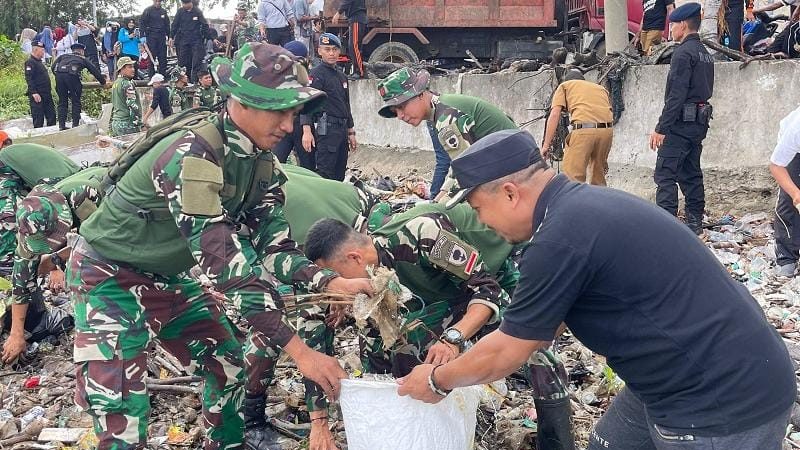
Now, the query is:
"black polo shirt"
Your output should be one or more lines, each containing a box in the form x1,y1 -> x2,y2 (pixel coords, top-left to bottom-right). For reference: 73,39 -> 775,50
501,174 -> 794,436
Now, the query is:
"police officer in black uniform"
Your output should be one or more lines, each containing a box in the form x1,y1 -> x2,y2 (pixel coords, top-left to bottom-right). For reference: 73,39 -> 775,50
24,40 -> 56,128
51,43 -> 106,130
170,0 -> 209,82
300,33 -> 357,181
649,2 -> 714,235
140,0 -> 171,77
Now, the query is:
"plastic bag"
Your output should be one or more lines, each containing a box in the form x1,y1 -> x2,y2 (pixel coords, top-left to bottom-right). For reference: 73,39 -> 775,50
339,378 -> 482,450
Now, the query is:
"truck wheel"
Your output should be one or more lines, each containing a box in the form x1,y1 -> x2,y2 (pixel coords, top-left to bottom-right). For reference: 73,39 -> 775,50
368,42 -> 420,64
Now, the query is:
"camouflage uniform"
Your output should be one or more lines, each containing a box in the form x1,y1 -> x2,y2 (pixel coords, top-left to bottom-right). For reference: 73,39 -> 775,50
110,57 -> 142,137
0,144 -> 80,277
242,164 -> 378,413
234,6 -> 259,50
67,43 -> 330,450
195,85 -> 221,109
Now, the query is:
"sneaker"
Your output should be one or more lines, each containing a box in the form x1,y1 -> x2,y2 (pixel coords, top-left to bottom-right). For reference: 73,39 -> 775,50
776,263 -> 796,278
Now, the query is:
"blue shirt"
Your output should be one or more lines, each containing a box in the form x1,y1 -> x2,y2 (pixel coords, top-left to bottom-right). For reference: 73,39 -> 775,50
117,28 -> 141,57
503,174 -> 794,436
258,0 -> 295,28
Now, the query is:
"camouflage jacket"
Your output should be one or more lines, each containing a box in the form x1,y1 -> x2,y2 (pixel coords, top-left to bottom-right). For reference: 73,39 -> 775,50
110,77 -> 142,126
0,172 -> 24,271
78,115 -> 337,347
431,93 -> 517,158
169,85 -> 192,112
373,212 -> 507,322
234,15 -> 258,47
195,85 -> 220,109
11,169 -> 104,305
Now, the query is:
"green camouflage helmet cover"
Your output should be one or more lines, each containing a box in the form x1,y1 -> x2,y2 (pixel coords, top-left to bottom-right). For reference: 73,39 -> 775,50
210,42 -> 326,112
377,68 -> 431,118
116,56 -> 136,74
16,185 -> 73,255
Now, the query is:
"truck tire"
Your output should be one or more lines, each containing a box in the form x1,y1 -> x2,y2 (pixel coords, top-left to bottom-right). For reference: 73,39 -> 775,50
368,41 -> 420,64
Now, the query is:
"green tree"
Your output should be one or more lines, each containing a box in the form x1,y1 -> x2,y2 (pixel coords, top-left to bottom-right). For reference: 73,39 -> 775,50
0,0 -> 137,38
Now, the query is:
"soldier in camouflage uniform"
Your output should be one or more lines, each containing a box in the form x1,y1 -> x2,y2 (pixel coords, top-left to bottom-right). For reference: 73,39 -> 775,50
169,66 -> 193,112
194,70 -> 221,109
67,43 -> 372,450
1,166 -> 105,364
0,144 -> 80,277
377,68 -> 518,199
234,3 -> 259,52
110,57 -> 143,137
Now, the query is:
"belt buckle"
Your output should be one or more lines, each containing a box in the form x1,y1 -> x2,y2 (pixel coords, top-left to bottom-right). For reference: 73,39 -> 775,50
137,209 -> 153,221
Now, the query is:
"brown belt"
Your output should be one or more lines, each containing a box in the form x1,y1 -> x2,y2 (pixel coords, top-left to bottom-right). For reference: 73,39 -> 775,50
572,122 -> 613,129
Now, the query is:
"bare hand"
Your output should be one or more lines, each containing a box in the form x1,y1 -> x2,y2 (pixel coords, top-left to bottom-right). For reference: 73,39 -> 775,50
309,421 -> 340,450
2,333 -> 27,364
424,341 -> 459,365
32,93 -> 41,103
295,350 -> 346,400
649,131 -> 665,151
397,363 -> 446,403
541,146 -> 551,160
325,304 -> 347,328
302,130 -> 315,152
48,269 -> 65,292
348,134 -> 357,152
37,253 -> 55,275
325,276 -> 374,297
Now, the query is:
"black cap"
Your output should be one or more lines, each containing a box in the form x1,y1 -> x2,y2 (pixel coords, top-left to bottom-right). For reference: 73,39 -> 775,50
446,129 -> 542,208
181,0 -> 193,3
669,2 -> 702,22
31,40 -> 44,48
70,42 -> 86,51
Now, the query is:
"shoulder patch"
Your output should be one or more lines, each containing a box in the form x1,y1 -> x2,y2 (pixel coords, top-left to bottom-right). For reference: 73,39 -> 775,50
429,229 -> 480,280
437,123 -> 470,155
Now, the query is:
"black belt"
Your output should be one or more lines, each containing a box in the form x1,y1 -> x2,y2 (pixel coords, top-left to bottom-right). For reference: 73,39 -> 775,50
326,116 -> 349,126
572,122 -> 612,129
107,187 -> 173,222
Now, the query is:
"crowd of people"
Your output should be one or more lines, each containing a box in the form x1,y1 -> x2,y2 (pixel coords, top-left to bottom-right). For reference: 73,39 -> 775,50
0,1 -> 797,450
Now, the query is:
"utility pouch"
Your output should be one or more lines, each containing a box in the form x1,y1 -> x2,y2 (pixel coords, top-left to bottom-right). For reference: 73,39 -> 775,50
697,104 -> 713,125
681,103 -> 697,122
316,112 -> 328,136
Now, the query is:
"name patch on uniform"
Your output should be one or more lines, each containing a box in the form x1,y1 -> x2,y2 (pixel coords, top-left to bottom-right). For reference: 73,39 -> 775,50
429,229 -> 479,280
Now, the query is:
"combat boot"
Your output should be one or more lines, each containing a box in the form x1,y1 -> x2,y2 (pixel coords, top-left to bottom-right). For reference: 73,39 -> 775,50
243,394 -> 283,450
534,396 -> 576,450
686,213 -> 704,236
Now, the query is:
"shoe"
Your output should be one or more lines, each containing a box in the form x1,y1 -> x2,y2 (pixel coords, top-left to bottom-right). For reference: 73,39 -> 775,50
776,263 -> 796,277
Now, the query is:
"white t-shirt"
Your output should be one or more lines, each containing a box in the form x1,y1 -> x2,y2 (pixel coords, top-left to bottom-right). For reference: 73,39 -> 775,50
770,105 -> 800,167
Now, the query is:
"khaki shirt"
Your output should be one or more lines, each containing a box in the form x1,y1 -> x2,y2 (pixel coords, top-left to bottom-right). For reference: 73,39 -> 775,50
551,80 -> 613,124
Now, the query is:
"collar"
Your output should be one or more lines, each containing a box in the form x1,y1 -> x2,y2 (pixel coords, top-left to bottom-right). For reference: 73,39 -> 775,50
223,115 -> 258,157
531,173 -> 569,232
681,33 -> 700,44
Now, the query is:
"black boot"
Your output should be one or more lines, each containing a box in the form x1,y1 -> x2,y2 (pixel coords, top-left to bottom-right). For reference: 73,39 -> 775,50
686,213 -> 704,236
534,397 -> 576,450
243,394 -> 283,450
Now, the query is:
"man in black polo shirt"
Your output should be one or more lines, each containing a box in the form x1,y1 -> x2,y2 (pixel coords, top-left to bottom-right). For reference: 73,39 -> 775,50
397,129 -> 794,450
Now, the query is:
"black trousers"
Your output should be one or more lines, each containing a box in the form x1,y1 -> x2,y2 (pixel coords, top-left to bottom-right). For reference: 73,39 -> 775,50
273,117 -> 316,170
654,123 -> 708,221
774,154 -> 800,266
176,40 -> 205,82
29,92 -> 56,128
348,21 -> 366,77
266,26 -> 293,47
55,73 -> 83,128
147,34 -> 169,77
315,125 -> 349,181
724,4 -> 744,51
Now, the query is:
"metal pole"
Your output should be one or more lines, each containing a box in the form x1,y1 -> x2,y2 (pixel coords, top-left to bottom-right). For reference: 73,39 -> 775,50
604,0 -> 629,53
92,0 -> 98,27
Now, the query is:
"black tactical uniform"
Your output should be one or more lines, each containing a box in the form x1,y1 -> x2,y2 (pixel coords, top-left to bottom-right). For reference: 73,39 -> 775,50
24,49 -> 56,128
171,3 -> 209,82
51,48 -> 106,129
141,3 -> 171,77
654,32 -> 714,233
300,58 -> 354,181
338,0 -> 367,78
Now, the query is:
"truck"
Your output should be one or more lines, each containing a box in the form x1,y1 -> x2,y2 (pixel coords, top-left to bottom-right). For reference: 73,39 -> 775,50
323,0 -> 647,65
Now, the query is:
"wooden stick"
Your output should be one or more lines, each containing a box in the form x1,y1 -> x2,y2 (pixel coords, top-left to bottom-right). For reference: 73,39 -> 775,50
146,376 -> 201,385
146,384 -> 198,394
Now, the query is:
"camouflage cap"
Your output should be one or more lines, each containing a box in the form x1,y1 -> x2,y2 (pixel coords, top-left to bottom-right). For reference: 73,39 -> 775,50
16,185 -> 73,256
377,68 -> 431,118
210,42 -> 326,113
116,56 -> 136,74
237,2 -> 248,9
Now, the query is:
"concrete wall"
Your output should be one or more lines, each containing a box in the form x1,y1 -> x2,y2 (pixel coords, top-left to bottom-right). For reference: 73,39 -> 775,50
348,60 -> 800,209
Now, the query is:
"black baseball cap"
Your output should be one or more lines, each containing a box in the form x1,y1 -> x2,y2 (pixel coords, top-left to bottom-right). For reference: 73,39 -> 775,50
31,40 -> 44,48
446,129 -> 542,208
70,42 -> 86,51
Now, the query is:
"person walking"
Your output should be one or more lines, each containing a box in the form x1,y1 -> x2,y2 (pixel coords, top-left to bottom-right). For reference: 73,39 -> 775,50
140,0 -> 170,77
171,0 -> 209,82
51,42 -> 106,130
649,3 -> 714,235
24,40 -> 56,128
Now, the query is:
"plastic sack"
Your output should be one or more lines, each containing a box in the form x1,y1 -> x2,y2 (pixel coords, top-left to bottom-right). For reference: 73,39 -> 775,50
339,378 -> 482,450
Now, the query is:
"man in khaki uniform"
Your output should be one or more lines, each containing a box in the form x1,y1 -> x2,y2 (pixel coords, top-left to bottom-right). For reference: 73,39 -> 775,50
541,71 -> 613,186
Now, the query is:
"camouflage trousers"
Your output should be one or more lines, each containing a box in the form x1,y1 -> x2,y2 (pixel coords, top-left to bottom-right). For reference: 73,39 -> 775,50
0,178 -> 22,276
109,120 -> 142,137
243,302 -> 334,413
67,237 -> 245,450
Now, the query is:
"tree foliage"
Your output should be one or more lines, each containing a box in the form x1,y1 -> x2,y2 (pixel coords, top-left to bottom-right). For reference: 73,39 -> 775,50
0,0 -> 138,38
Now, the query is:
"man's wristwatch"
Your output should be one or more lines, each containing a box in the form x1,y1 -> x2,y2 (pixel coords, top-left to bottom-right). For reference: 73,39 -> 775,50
428,364 -> 452,397
441,327 -> 465,350
50,253 -> 66,271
